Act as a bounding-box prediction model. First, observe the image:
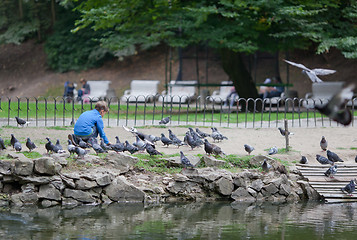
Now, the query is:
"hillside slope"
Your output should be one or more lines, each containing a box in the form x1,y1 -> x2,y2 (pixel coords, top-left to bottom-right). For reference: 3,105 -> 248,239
0,40 -> 356,99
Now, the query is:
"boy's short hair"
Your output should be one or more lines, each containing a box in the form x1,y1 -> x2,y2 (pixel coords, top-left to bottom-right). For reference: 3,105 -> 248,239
95,101 -> 109,112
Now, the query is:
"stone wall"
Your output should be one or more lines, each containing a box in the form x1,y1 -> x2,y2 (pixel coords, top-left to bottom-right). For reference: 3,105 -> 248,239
0,152 -> 320,207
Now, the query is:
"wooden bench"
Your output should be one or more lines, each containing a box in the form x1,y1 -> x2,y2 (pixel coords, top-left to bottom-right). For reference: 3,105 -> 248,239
159,80 -> 197,103
120,80 -> 160,102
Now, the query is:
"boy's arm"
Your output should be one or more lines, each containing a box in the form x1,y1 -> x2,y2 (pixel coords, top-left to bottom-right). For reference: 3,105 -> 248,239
96,116 -> 109,144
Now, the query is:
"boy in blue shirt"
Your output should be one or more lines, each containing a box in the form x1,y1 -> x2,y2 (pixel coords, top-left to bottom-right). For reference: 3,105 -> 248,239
69,101 -> 111,145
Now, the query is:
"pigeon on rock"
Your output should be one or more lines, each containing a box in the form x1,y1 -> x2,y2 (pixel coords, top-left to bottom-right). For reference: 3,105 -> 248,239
316,154 -> 333,165
45,137 -> 55,154
14,141 -> 22,152
284,59 -> 336,83
327,150 -> 344,162
268,146 -> 278,155
300,156 -> 308,164
278,127 -> 293,136
180,151 -> 194,169
244,144 -> 254,155
159,117 -> 170,125
100,138 -> 112,151
55,139 -> 63,151
74,146 -> 90,159
15,116 -> 30,127
324,164 -> 338,178
320,136 -> 328,151
67,140 -> 76,155
26,138 -> 36,152
341,180 -> 356,196
204,139 -> 214,155
314,84 -> 355,126
78,138 -> 90,149
88,137 -> 106,155
262,159 -> 272,173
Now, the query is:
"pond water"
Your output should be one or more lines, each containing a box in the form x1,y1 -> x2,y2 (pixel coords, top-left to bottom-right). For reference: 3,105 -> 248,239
0,201 -> 357,239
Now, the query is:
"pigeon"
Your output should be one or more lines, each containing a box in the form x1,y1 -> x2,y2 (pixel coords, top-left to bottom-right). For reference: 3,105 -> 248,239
88,137 -> 106,154
284,59 -> 336,83
124,141 -> 139,154
268,146 -> 278,155
186,132 -> 201,150
78,138 -> 90,149
189,128 -> 204,143
110,137 -> 126,153
10,134 -> 18,149
212,143 -> 226,156
262,159 -> 272,173
278,127 -> 294,136
45,137 -> 55,154
15,116 -> 30,127
316,154 -> 333,165
320,136 -> 328,151
324,164 -> 338,178
147,135 -> 161,144
14,141 -> 22,152
160,133 -> 172,147
74,146 -> 90,159
327,150 -> 344,162
145,144 -> 163,156
341,180 -> 355,196
0,137 -> 6,150
67,140 -> 76,155
180,151 -> 194,169
26,138 -> 36,152
204,139 -> 214,155
168,129 -> 178,141
355,155 -> 357,163
300,156 -> 308,164
132,135 -> 147,151
55,139 -> 63,151
314,84 -> 355,126
196,128 -> 210,138
244,144 -> 254,155
277,164 -> 288,174
211,127 -> 228,142
100,138 -> 112,151
159,116 -> 170,125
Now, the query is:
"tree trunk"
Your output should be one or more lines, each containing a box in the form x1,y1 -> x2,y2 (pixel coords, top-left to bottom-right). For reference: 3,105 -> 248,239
220,49 -> 260,111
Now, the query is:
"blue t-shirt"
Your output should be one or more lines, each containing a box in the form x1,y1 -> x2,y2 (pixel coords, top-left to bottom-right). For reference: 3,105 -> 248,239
74,109 -> 109,144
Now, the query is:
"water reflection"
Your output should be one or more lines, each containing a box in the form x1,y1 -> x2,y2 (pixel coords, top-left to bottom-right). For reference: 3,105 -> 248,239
0,201 -> 357,239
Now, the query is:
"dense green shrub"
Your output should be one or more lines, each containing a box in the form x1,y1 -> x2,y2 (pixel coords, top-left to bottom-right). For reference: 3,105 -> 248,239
44,8 -> 112,72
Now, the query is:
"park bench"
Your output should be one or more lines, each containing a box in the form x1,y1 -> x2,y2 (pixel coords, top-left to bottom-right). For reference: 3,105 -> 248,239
159,80 -> 197,103
120,80 -> 160,102
209,81 -> 237,104
82,80 -> 112,102
303,81 -> 344,108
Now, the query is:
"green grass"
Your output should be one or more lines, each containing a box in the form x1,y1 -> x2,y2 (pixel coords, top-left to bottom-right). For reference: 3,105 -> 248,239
2,100 -> 354,124
22,151 -> 42,159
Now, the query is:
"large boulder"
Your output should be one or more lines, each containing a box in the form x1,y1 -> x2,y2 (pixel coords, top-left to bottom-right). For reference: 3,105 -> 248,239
105,152 -> 138,173
63,189 -> 96,203
0,159 -> 13,175
34,157 -> 59,176
104,176 -> 145,202
215,177 -> 234,196
11,192 -> 38,206
38,184 -> 61,201
13,158 -> 34,176
231,187 -> 256,202
201,155 -> 226,167
75,178 -> 98,190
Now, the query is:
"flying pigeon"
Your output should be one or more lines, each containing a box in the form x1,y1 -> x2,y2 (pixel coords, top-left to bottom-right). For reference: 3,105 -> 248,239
15,116 -> 30,127
327,150 -> 344,162
300,156 -> 308,164
180,151 -> 194,169
124,141 -> 139,154
316,154 -> 333,165
284,59 -> 336,83
160,133 -> 172,147
244,144 -> 254,155
14,141 -> 22,152
268,146 -> 278,155
320,136 -> 328,151
0,137 -> 6,151
145,144 -> 163,156
262,159 -> 272,173
278,127 -> 293,136
324,164 -> 338,178
67,140 -> 76,155
196,128 -> 210,138
314,84 -> 355,126
341,180 -> 355,196
26,138 -> 36,152
159,116 -> 170,125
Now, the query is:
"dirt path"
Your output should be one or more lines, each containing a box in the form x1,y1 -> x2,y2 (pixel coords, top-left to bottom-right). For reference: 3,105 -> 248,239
2,126 -> 357,166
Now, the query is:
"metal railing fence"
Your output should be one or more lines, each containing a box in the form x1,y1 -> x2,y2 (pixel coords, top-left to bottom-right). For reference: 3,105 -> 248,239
1,95 -> 356,128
